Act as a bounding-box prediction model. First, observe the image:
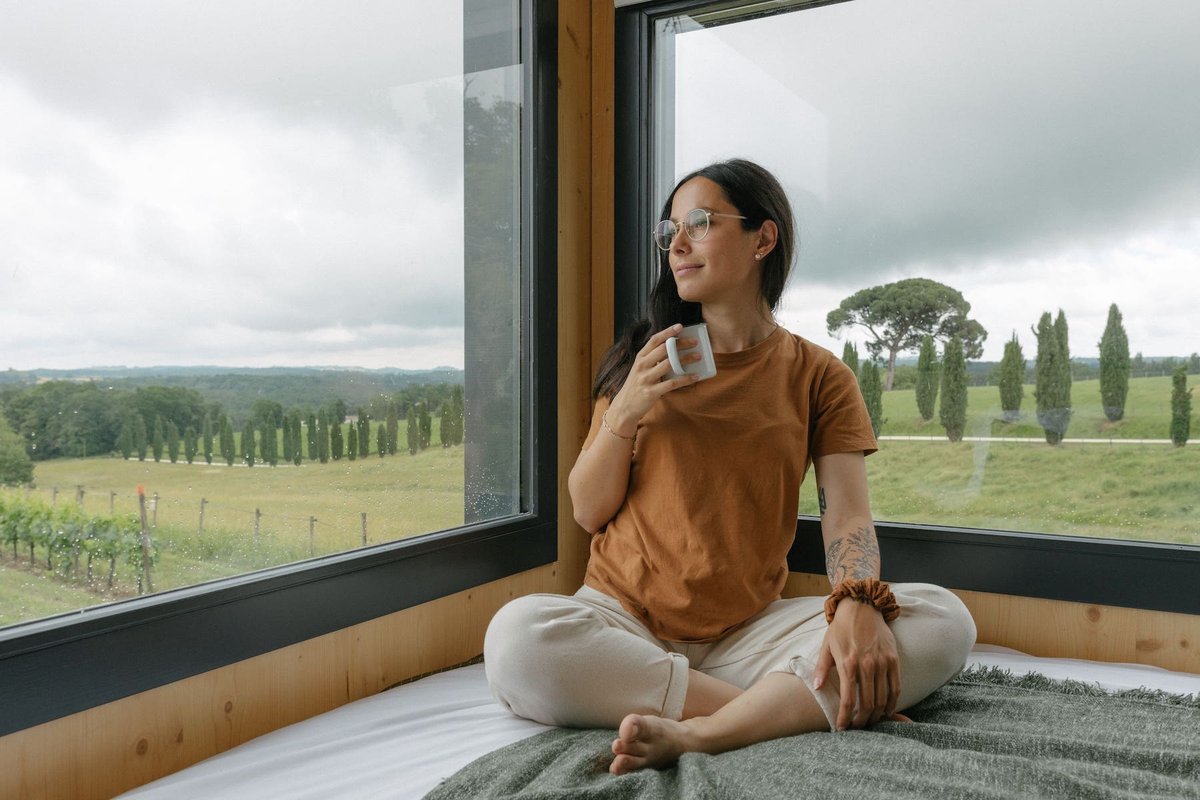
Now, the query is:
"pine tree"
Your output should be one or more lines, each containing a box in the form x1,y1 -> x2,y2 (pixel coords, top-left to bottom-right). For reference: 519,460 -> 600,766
347,425 -> 358,461
118,421 -> 133,460
419,403 -> 432,450
202,415 -> 214,465
439,403 -> 452,448
406,407 -> 419,455
1098,303 -> 1131,422
841,341 -> 859,381
1055,309 -> 1073,430
915,336 -> 938,422
1033,311 -> 1070,444
331,421 -> 344,461
317,411 -> 329,464
1170,365 -> 1192,447
376,424 -> 387,458
242,422 -> 256,467
133,413 -> 148,461
387,403 -> 400,455
184,426 -> 197,464
939,337 -> 968,442
357,412 -> 369,458
165,419 -> 180,463
998,332 -> 1025,423
263,420 -> 278,467
151,417 -> 165,462
858,361 -> 885,438
290,412 -> 303,466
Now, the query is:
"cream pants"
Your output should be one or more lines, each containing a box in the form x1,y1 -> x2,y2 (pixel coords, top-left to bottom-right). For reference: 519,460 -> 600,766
484,582 -> 976,729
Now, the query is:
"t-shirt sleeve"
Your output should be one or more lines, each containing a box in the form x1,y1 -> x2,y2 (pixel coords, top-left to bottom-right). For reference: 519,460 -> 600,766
580,394 -> 612,451
810,357 -> 879,458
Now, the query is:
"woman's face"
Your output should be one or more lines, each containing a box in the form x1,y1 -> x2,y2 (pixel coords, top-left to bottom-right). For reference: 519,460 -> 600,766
665,177 -> 764,308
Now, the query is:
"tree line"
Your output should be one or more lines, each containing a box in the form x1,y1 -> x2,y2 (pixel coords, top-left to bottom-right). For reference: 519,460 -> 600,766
834,286 -> 1192,447
0,380 -> 466,480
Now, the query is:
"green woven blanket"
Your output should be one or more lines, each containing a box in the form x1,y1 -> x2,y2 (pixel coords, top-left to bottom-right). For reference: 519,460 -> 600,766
424,667 -> 1200,799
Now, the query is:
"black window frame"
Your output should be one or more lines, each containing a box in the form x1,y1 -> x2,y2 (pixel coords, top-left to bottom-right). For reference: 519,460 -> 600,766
0,0 -> 559,738
615,0 -> 1200,617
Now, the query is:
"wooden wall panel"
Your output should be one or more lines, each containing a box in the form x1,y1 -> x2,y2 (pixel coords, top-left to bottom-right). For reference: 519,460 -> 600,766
785,572 -> 1199,674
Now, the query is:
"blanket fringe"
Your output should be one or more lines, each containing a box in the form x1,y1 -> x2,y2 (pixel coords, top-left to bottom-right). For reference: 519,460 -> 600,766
953,664 -> 1200,709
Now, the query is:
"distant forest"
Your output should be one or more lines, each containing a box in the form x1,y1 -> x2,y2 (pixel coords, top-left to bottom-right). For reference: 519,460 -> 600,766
0,368 -> 464,461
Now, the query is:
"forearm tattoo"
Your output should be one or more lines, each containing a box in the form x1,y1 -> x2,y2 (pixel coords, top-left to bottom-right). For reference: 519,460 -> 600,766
825,525 -> 881,585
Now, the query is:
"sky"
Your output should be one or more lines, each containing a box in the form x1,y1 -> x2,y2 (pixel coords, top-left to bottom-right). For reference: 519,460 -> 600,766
1,0 -> 1197,371
673,0 -> 1200,362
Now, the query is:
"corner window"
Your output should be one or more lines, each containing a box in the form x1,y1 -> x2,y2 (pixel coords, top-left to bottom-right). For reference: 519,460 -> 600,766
644,0 -> 1199,547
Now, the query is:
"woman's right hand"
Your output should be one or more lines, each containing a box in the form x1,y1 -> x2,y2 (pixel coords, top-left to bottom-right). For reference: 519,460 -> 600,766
606,324 -> 703,436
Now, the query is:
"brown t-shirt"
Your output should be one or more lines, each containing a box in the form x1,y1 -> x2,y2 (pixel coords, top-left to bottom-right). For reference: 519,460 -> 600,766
582,327 -> 877,642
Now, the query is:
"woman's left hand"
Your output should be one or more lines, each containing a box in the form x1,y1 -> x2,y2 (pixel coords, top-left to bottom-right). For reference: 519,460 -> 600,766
812,598 -> 901,730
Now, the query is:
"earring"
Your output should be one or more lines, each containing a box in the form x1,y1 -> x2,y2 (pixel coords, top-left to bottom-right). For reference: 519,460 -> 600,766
754,253 -> 764,261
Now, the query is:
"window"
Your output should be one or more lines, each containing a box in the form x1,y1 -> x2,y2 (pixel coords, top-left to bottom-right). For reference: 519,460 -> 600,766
0,0 -> 556,736
618,0 -> 1198,612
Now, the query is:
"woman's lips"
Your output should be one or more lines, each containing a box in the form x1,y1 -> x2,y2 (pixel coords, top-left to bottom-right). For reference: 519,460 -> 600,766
674,264 -> 701,276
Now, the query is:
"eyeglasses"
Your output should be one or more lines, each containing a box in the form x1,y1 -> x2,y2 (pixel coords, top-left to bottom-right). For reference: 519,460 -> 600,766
653,208 -> 748,251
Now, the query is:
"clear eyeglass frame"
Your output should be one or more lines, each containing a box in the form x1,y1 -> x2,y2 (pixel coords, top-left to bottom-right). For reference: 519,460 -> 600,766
653,208 -> 748,251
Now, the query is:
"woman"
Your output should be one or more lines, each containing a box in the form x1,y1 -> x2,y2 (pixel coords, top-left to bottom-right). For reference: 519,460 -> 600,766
484,158 -> 976,775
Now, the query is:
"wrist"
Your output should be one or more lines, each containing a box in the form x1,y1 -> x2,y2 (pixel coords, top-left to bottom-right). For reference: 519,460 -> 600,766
604,401 -> 639,439
824,577 -> 900,624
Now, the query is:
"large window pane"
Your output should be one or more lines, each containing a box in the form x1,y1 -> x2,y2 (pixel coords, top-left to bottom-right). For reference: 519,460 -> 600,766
653,0 -> 1199,545
0,0 -> 525,628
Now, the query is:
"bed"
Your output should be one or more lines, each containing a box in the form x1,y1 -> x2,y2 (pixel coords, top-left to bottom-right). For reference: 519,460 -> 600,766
120,645 -> 1200,800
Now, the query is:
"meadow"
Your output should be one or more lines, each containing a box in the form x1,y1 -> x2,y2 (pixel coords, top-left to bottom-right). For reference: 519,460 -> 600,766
2,374 -> 1197,627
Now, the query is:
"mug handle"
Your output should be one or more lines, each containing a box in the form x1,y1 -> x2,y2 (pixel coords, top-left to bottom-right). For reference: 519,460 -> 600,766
665,336 -> 685,376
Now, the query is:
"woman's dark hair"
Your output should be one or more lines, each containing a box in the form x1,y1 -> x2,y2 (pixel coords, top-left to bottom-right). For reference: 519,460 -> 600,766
593,158 -> 796,399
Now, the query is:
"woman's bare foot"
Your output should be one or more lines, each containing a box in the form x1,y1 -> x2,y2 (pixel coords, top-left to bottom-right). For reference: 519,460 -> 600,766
609,714 -> 701,775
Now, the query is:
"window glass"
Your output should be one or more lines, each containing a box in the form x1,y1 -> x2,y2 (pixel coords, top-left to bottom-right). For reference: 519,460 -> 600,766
0,0 -> 525,628
653,0 -> 1200,545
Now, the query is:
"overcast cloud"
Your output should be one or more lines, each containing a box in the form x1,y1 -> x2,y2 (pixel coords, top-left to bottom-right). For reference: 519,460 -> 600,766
675,0 -> 1200,361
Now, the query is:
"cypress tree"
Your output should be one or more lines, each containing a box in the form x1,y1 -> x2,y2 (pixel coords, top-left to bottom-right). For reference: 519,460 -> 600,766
242,422 -> 256,467
331,421 -> 344,461
281,415 -> 293,463
439,403 -> 452,448
915,335 -> 938,422
184,426 -> 197,464
998,332 -> 1025,423
1170,365 -> 1192,447
939,337 -> 968,442
133,413 -> 148,461
451,385 -> 464,445
376,423 -> 387,458
221,416 -> 235,466
165,419 -> 180,463
406,407 -> 419,455
290,412 -> 303,466
1190,353 -> 1200,375
841,341 -> 859,381
357,412 -> 369,458
387,403 -> 399,455
151,417 -> 164,462
202,414 -> 214,464
1033,311 -> 1070,444
317,411 -> 329,464
858,361 -> 885,438
419,403 -> 432,450
1098,303 -> 1130,422
118,421 -> 133,460
1055,309 -> 1073,431
307,413 -> 318,461
263,420 -> 278,467
347,425 -> 358,461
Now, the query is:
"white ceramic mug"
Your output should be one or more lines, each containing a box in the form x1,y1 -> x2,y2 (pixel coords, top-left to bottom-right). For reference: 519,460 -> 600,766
665,323 -> 717,381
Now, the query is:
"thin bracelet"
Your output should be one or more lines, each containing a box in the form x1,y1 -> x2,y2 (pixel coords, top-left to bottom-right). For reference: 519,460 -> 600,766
601,409 -> 636,443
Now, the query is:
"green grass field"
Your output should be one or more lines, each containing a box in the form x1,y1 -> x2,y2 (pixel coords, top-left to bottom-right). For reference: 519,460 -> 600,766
2,373 -> 1197,628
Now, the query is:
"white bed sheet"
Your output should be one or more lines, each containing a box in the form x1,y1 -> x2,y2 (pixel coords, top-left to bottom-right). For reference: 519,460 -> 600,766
120,647 -> 1200,800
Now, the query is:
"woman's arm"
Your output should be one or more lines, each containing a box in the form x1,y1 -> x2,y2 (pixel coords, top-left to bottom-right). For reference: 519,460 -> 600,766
568,324 -> 702,533
810,451 -> 901,730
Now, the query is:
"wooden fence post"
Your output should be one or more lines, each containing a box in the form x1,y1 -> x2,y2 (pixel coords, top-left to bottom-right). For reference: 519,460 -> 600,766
309,516 -> 316,556
136,486 -> 154,594
254,508 -> 261,543
361,512 -> 368,546
51,486 -> 58,507
75,485 -> 84,509
109,491 -> 116,515
152,492 -> 159,528
198,498 -> 207,535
